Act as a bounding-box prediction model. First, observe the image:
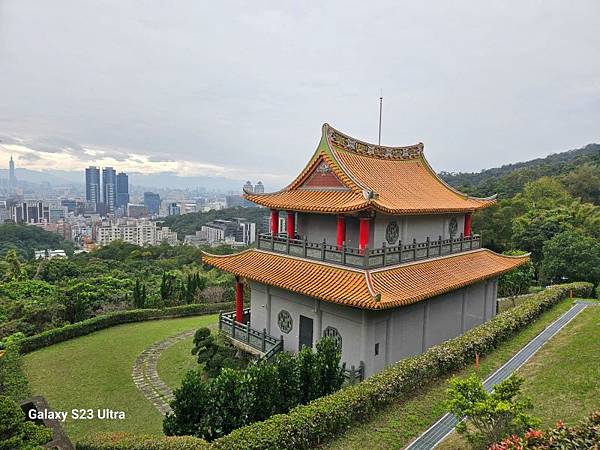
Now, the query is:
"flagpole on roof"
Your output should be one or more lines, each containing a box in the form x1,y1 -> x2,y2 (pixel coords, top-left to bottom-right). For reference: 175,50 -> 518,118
378,91 -> 383,146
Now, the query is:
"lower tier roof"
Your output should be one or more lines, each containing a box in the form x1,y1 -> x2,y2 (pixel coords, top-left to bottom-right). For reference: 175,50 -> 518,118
202,249 -> 529,310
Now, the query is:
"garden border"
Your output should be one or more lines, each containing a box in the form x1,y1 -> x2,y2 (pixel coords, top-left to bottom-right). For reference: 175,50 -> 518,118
18,302 -> 235,354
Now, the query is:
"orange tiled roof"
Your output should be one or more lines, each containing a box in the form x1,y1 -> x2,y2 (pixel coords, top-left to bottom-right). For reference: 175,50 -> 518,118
202,249 -> 528,310
243,124 -> 496,214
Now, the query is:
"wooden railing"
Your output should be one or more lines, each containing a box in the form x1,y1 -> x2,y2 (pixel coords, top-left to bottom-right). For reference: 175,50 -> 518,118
219,309 -> 283,361
257,232 -> 481,269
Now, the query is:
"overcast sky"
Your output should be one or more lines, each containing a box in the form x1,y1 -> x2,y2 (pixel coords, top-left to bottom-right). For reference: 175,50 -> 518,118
0,1 -> 599,189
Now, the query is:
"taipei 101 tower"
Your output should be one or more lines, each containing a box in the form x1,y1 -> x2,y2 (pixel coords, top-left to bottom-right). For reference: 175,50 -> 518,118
8,155 -> 17,188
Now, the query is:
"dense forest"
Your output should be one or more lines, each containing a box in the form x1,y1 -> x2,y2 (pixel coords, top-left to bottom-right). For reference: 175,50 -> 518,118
0,224 -> 75,259
441,143 -> 600,200
0,241 -> 237,340
444,143 -> 600,288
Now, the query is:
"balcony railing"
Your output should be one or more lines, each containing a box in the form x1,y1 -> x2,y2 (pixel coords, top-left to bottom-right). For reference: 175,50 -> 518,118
219,309 -> 283,361
257,232 -> 481,269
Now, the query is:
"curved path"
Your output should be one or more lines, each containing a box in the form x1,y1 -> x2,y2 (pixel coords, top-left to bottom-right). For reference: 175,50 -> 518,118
132,329 -> 195,415
406,301 -> 598,449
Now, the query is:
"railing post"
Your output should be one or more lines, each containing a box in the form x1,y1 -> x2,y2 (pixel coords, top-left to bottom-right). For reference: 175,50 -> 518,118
262,328 -> 267,352
412,238 -> 417,261
399,239 -> 403,262
350,365 -> 356,384
426,237 -> 430,258
460,233 -> 464,252
303,236 -> 308,257
359,361 -> 365,381
322,238 -> 326,261
450,235 -> 453,253
280,335 -> 284,351
439,235 -> 442,255
271,232 -> 274,251
363,246 -> 369,268
342,242 -> 347,265
381,242 -> 386,266
218,312 -> 222,331
246,322 -> 251,343
231,318 -> 235,338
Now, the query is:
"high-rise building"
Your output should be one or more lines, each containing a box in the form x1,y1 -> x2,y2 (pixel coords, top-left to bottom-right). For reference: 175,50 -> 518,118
10,201 -> 49,224
116,172 -> 129,208
8,155 -> 17,188
167,202 -> 181,216
143,192 -> 161,215
85,166 -> 101,206
102,167 -> 117,213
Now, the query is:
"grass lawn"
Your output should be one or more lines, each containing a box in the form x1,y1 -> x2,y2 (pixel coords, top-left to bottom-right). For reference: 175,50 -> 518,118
23,314 -> 218,442
439,303 -> 600,449
325,299 -> 577,450
157,335 -> 197,390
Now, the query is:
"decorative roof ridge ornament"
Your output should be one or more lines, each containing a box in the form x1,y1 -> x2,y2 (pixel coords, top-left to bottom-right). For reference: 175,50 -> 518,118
324,123 -> 424,160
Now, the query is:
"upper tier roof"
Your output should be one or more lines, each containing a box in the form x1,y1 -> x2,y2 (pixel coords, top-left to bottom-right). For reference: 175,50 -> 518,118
202,248 -> 529,310
244,124 -> 496,215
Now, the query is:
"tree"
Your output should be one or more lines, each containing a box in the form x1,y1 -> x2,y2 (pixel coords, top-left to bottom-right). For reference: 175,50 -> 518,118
132,279 -> 146,308
191,328 -> 239,378
3,250 -> 26,281
540,230 -> 600,285
498,250 -> 535,297
446,374 -> 539,449
511,208 -> 572,266
163,370 -> 211,437
561,164 -> 600,205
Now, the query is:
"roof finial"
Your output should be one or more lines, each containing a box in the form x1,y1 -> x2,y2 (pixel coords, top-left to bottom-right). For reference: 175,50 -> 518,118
378,90 -> 383,146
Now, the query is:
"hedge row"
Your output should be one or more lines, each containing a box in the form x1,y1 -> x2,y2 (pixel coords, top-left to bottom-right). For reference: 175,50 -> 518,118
18,302 -> 235,354
210,282 -> 592,449
76,282 -> 592,450
76,433 -> 210,450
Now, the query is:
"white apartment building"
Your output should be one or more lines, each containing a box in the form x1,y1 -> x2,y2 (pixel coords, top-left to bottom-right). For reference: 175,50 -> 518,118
95,221 -> 178,246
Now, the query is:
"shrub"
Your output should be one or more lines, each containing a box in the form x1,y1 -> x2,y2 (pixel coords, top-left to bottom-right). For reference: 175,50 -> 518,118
18,301 -> 235,354
77,432 -> 210,450
446,374 -> 539,449
498,251 -> 535,297
0,395 -> 53,449
191,328 -> 240,378
165,337 -> 345,442
0,343 -> 30,402
490,410 -> 600,449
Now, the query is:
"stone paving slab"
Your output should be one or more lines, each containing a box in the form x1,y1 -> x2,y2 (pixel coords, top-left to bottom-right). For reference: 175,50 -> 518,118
132,329 -> 196,415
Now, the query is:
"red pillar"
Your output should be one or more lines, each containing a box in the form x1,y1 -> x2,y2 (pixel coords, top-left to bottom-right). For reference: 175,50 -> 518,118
336,215 -> 346,249
270,209 -> 279,235
359,217 -> 371,253
235,277 -> 244,323
464,213 -> 472,237
287,211 -> 295,239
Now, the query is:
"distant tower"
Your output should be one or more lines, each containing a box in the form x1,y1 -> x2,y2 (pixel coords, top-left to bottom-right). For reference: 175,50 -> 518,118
254,181 -> 264,193
85,166 -> 101,205
8,155 -> 17,188
116,172 -> 129,208
243,180 -> 254,193
102,167 -> 117,213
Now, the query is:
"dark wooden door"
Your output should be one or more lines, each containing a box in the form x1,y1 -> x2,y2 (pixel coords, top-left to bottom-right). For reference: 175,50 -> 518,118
299,315 -> 314,349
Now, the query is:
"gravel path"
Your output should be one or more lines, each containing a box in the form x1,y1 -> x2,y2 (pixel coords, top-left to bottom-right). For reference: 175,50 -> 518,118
132,329 -> 195,415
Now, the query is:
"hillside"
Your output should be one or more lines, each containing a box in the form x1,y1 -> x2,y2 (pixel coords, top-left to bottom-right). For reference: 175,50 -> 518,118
0,224 -> 74,259
440,143 -> 600,198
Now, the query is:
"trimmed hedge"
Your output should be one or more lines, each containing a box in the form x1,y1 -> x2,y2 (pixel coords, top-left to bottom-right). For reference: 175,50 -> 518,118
77,432 -> 210,450
75,282 -> 592,450
18,302 -> 235,354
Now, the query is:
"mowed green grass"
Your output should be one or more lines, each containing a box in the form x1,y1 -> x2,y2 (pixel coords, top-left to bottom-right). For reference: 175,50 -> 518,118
438,304 -> 600,449
326,300 -> 576,450
157,336 -> 197,390
23,315 -> 217,442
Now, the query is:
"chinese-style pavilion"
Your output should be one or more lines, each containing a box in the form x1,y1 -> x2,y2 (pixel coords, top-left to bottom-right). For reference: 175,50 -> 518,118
204,124 -> 529,378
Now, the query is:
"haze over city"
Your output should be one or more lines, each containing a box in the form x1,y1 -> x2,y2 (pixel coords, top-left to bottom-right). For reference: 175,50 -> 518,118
1,0 -> 599,189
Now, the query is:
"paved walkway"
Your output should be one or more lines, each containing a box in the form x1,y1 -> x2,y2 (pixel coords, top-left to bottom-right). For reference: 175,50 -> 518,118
405,301 -> 593,450
132,329 -> 196,415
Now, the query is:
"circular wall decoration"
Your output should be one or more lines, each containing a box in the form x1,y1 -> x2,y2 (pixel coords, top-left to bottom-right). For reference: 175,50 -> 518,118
385,221 -> 399,244
322,326 -> 342,350
277,310 -> 293,334
448,217 -> 458,238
